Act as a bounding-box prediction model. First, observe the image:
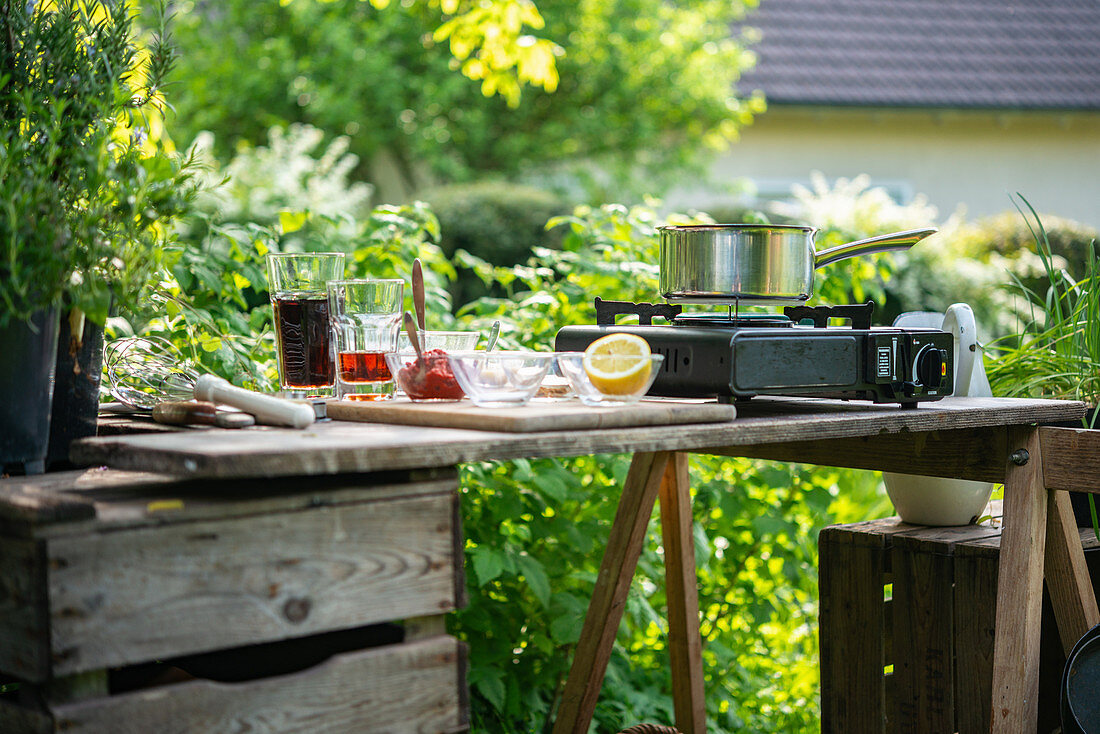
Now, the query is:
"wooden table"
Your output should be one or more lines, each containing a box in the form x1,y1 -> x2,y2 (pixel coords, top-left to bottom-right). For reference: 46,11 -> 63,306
68,395 -> 1100,733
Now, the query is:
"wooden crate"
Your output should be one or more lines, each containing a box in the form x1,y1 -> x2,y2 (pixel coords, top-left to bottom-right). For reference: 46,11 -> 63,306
819,514 -> 1099,734
0,467 -> 469,733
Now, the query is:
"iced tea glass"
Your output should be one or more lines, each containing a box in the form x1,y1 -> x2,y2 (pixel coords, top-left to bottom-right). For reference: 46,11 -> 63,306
327,279 -> 405,401
266,252 -> 345,394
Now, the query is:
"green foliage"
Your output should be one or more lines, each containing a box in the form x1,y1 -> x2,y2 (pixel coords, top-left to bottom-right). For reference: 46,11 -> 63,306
112,128 -> 456,388
423,0 -> 563,106
985,195 -> 1100,409
123,182 -> 895,729
961,209 -> 1099,282
163,0 -> 762,195
880,198 -> 1099,340
301,0 -> 563,106
781,173 -> 942,317
0,0 -> 196,327
425,180 -> 567,264
421,180 -> 568,306
451,201 -> 892,731
456,453 -> 888,732
187,125 -> 375,230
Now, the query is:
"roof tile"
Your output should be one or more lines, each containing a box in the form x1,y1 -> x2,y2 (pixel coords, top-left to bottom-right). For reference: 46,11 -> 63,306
735,0 -> 1100,110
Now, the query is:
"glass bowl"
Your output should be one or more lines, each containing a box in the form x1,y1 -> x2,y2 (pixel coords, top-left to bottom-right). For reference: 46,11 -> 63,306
397,330 -> 480,353
445,351 -> 556,408
555,351 -> 665,406
384,351 -> 465,402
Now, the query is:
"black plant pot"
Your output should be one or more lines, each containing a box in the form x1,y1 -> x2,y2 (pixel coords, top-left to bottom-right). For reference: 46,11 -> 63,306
47,309 -> 105,469
0,306 -> 61,475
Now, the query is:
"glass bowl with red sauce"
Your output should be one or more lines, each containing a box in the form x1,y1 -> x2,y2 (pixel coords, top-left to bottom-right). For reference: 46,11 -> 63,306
384,350 -> 466,402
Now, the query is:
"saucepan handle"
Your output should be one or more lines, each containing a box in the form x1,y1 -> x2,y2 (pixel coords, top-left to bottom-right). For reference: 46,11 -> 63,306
814,227 -> 938,269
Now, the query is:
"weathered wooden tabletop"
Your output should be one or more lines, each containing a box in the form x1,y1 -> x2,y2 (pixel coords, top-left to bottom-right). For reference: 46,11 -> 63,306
69,395 -> 1085,479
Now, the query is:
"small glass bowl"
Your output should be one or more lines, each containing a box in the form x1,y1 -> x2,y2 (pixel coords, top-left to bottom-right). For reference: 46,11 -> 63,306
384,351 -> 465,402
397,330 -> 480,352
446,351 -> 556,408
556,352 -> 665,406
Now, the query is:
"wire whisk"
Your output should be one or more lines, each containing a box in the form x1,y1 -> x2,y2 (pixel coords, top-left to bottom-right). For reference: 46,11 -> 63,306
104,336 -> 200,410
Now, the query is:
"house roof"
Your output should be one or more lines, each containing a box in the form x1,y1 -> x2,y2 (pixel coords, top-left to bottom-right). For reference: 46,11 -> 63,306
735,0 -> 1100,111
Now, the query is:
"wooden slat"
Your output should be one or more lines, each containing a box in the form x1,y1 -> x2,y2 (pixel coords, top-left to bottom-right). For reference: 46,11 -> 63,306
0,699 -> 51,734
553,451 -> 670,734
68,396 -> 1084,479
1043,489 -> 1100,655
717,427 -> 1009,482
657,452 -> 705,734
953,542 -> 998,734
17,470 -> 458,540
0,485 -> 95,527
46,492 -> 461,677
49,635 -> 466,734
890,537 -> 955,733
0,537 -> 49,681
818,525 -> 888,733
990,426 -> 1047,734
1040,426 -> 1100,492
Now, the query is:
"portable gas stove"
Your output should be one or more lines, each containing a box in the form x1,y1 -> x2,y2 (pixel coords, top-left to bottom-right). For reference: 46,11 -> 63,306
554,299 -> 954,406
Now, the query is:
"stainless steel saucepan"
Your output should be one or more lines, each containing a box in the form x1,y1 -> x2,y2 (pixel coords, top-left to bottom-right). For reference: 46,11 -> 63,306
657,224 -> 938,304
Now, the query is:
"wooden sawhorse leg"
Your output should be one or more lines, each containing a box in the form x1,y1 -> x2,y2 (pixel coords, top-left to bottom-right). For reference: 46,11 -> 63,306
553,451 -> 706,734
659,452 -> 706,734
990,426 -> 1100,733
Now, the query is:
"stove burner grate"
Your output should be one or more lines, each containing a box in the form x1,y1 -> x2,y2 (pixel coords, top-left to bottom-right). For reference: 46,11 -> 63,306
594,297 -> 877,330
673,313 -> 792,328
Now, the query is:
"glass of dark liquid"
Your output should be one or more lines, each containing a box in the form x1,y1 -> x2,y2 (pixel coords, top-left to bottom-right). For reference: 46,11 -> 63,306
327,279 -> 405,400
266,252 -> 346,395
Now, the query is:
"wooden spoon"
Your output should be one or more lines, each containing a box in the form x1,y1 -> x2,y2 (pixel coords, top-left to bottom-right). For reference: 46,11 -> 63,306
412,258 -> 426,332
404,310 -> 425,364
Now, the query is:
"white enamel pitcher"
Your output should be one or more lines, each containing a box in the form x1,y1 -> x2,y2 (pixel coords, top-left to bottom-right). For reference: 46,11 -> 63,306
883,304 -> 995,525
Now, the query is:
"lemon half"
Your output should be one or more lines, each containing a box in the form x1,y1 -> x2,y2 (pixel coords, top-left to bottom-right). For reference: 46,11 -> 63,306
582,333 -> 654,395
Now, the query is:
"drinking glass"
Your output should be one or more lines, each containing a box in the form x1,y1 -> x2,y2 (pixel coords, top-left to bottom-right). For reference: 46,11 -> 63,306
327,279 -> 405,400
266,252 -> 345,394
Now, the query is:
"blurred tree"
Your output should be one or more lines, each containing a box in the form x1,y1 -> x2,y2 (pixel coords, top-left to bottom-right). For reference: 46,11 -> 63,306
164,0 -> 762,199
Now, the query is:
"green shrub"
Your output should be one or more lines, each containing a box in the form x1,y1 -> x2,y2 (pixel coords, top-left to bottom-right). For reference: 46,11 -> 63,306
878,204 -> 1098,340
110,126 -> 455,389
420,180 -> 568,307
963,209 -> 1099,281
777,174 -> 942,318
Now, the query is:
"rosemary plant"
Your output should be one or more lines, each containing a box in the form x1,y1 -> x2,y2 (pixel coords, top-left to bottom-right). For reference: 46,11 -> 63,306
0,0 -> 194,328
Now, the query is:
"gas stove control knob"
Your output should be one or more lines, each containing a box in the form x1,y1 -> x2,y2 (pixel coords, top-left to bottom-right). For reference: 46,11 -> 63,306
915,345 -> 948,389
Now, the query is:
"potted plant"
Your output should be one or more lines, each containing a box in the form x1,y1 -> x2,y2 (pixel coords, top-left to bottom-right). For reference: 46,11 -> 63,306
0,0 -> 194,472
985,193 -> 1100,529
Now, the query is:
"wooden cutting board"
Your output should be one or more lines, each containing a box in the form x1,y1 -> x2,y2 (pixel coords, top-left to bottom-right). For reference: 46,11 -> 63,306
326,398 -> 737,433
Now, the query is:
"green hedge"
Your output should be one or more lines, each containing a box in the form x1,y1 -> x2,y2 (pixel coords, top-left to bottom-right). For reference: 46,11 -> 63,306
420,180 -> 569,306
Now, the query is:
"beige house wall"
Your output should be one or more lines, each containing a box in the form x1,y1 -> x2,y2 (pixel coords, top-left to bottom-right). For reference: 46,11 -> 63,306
672,106 -> 1100,228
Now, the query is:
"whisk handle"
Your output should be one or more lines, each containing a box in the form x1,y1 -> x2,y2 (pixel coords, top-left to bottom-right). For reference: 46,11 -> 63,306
194,375 -> 315,429
153,401 -> 217,426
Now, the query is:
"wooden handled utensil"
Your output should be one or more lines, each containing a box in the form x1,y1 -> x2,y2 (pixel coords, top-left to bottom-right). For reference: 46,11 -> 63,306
404,310 -> 425,364
412,258 -> 426,332
152,401 -> 256,428
194,375 -> 315,429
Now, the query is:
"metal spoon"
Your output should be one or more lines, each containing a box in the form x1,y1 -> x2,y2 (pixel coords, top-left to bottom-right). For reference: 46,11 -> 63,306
404,310 -> 425,364
412,258 -> 426,332
485,320 -> 501,352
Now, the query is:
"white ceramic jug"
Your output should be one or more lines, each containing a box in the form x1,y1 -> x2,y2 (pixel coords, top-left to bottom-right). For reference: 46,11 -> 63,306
883,304 -> 995,525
